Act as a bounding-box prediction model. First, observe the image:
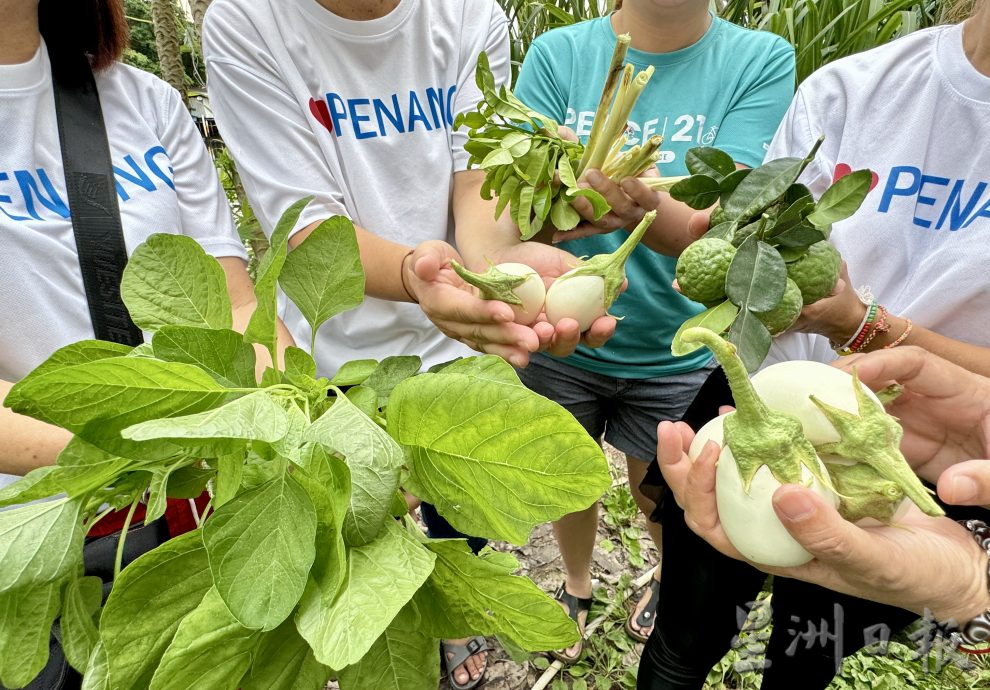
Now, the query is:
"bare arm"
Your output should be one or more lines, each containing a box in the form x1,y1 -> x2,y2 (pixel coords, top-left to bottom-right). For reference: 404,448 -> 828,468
0,379 -> 72,476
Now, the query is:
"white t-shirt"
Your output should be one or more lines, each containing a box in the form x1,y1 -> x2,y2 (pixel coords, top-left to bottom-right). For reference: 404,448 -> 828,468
202,0 -> 511,376
764,23 -> 990,366
0,44 -> 247,383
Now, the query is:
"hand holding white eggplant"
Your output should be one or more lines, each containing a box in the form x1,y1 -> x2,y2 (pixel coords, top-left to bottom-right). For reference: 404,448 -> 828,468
404,239 -> 542,367
449,212 -> 655,351
659,343 -> 990,625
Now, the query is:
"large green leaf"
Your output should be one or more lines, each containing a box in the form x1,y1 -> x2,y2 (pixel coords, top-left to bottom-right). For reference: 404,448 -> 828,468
61,575 -> 102,673
722,140 -> 821,221
725,236 -> 788,313
101,531 -> 214,689
0,581 -> 62,688
202,475 -> 317,631
242,618 -> 331,690
388,359 -> 610,544
304,394 -> 403,546
149,588 -> 260,690
122,390 -> 289,445
6,357 -> 228,435
280,216 -> 365,351
336,603 -> 439,690
25,340 -> 132,381
0,466 -> 64,509
0,497 -> 82,593
80,641 -> 110,690
295,520 -> 435,670
121,233 -> 232,332
669,174 -> 721,210
152,326 -> 257,389
413,540 -> 578,651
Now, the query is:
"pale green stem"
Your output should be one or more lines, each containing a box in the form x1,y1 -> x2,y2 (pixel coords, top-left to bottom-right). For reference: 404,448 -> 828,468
604,209 -> 656,271
113,499 -> 140,580
679,328 -> 770,425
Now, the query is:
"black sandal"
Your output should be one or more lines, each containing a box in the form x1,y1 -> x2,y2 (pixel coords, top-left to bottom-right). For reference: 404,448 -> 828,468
625,575 -> 661,643
441,636 -> 488,690
549,581 -> 593,664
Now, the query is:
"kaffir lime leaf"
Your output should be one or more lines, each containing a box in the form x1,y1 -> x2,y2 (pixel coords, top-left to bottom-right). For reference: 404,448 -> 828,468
756,278 -> 803,335
675,238 -> 736,304
786,241 -> 841,305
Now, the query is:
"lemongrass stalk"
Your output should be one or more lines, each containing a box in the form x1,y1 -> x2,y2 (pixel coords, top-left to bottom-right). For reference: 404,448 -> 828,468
642,175 -> 690,192
602,144 -> 641,179
583,64 -> 634,174
577,34 -> 631,176
604,135 -> 663,180
585,65 -> 656,176
603,134 -> 629,170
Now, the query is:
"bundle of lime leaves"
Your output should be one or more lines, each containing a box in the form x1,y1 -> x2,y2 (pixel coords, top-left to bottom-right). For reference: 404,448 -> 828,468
0,198 -> 612,690
668,141 -> 875,371
456,34 -> 682,239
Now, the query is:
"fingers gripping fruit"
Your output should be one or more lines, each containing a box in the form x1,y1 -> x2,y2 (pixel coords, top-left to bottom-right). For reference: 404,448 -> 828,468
682,328 -> 943,567
787,241 -> 841,305
674,238 -> 736,305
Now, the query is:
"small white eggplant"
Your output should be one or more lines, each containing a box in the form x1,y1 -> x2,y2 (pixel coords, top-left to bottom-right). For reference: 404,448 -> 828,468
679,327 -> 839,567
544,210 -> 656,331
690,414 -> 837,568
750,360 -> 884,445
450,261 -> 546,325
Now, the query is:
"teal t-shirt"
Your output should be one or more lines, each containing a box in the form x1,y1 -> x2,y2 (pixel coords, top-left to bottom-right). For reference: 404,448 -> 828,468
514,15 -> 795,378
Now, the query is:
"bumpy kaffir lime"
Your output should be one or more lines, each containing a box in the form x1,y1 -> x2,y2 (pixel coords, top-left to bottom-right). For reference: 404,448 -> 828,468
675,238 -> 736,304
786,241 -> 841,305
756,278 -> 802,335
709,207 -> 728,228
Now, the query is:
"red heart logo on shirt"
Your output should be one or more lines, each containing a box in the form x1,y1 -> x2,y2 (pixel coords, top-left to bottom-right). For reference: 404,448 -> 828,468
833,163 -> 879,191
309,97 -> 334,134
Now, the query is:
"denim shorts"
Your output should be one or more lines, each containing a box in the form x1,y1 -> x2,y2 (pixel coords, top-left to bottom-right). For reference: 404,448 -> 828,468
516,354 -> 715,463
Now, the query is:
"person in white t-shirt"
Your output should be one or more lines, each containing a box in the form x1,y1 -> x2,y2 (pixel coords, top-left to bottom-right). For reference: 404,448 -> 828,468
201,1 -> 619,687
0,0 -> 290,483
643,2 -> 990,687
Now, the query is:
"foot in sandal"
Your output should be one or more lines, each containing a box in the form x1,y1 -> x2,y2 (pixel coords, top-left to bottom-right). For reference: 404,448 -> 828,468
625,568 -> 660,642
550,579 -> 593,663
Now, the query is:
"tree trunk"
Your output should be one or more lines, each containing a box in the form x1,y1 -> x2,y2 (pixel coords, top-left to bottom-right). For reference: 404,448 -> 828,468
151,0 -> 187,102
191,0 -> 212,51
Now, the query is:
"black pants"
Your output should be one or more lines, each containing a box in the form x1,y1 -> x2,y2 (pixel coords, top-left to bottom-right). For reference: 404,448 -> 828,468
420,502 -> 487,554
635,367 -> 981,690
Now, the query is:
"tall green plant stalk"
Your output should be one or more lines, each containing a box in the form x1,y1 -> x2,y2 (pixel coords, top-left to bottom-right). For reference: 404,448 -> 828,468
717,0 -> 939,83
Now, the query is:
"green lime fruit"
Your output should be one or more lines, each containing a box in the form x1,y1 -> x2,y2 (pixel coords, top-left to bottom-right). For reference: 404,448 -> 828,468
756,278 -> 803,335
709,207 -> 728,228
787,241 -> 841,305
675,238 -> 736,304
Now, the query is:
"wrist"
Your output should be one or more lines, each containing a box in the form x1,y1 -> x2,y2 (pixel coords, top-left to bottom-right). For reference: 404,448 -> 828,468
828,299 -> 870,346
399,250 -> 419,303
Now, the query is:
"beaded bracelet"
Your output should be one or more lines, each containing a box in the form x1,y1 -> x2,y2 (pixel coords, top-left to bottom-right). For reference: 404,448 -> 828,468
884,318 -> 913,349
836,302 -> 876,352
857,304 -> 891,351
952,519 -> 990,646
399,250 -> 418,304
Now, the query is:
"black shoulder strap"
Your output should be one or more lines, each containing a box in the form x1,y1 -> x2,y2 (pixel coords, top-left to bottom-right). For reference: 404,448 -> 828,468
48,46 -> 143,346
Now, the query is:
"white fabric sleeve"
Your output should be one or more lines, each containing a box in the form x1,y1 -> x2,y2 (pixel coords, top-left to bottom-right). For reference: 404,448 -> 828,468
763,332 -> 839,369
451,2 -> 511,172
203,58 -> 348,239
764,86 -> 834,199
158,86 -> 247,259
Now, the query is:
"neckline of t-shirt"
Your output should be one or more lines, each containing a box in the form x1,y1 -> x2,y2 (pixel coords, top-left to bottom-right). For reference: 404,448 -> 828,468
293,0 -> 415,39
0,41 -> 47,92
594,12 -> 721,67
935,21 -> 990,104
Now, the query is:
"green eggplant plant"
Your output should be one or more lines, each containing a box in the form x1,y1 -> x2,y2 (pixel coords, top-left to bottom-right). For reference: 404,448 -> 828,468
0,197 -> 612,690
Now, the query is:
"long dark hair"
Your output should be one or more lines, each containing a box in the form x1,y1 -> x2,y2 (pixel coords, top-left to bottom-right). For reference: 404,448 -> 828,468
39,0 -> 129,72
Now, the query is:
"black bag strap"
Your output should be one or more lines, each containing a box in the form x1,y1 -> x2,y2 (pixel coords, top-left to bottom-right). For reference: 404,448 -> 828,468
48,45 -> 143,346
